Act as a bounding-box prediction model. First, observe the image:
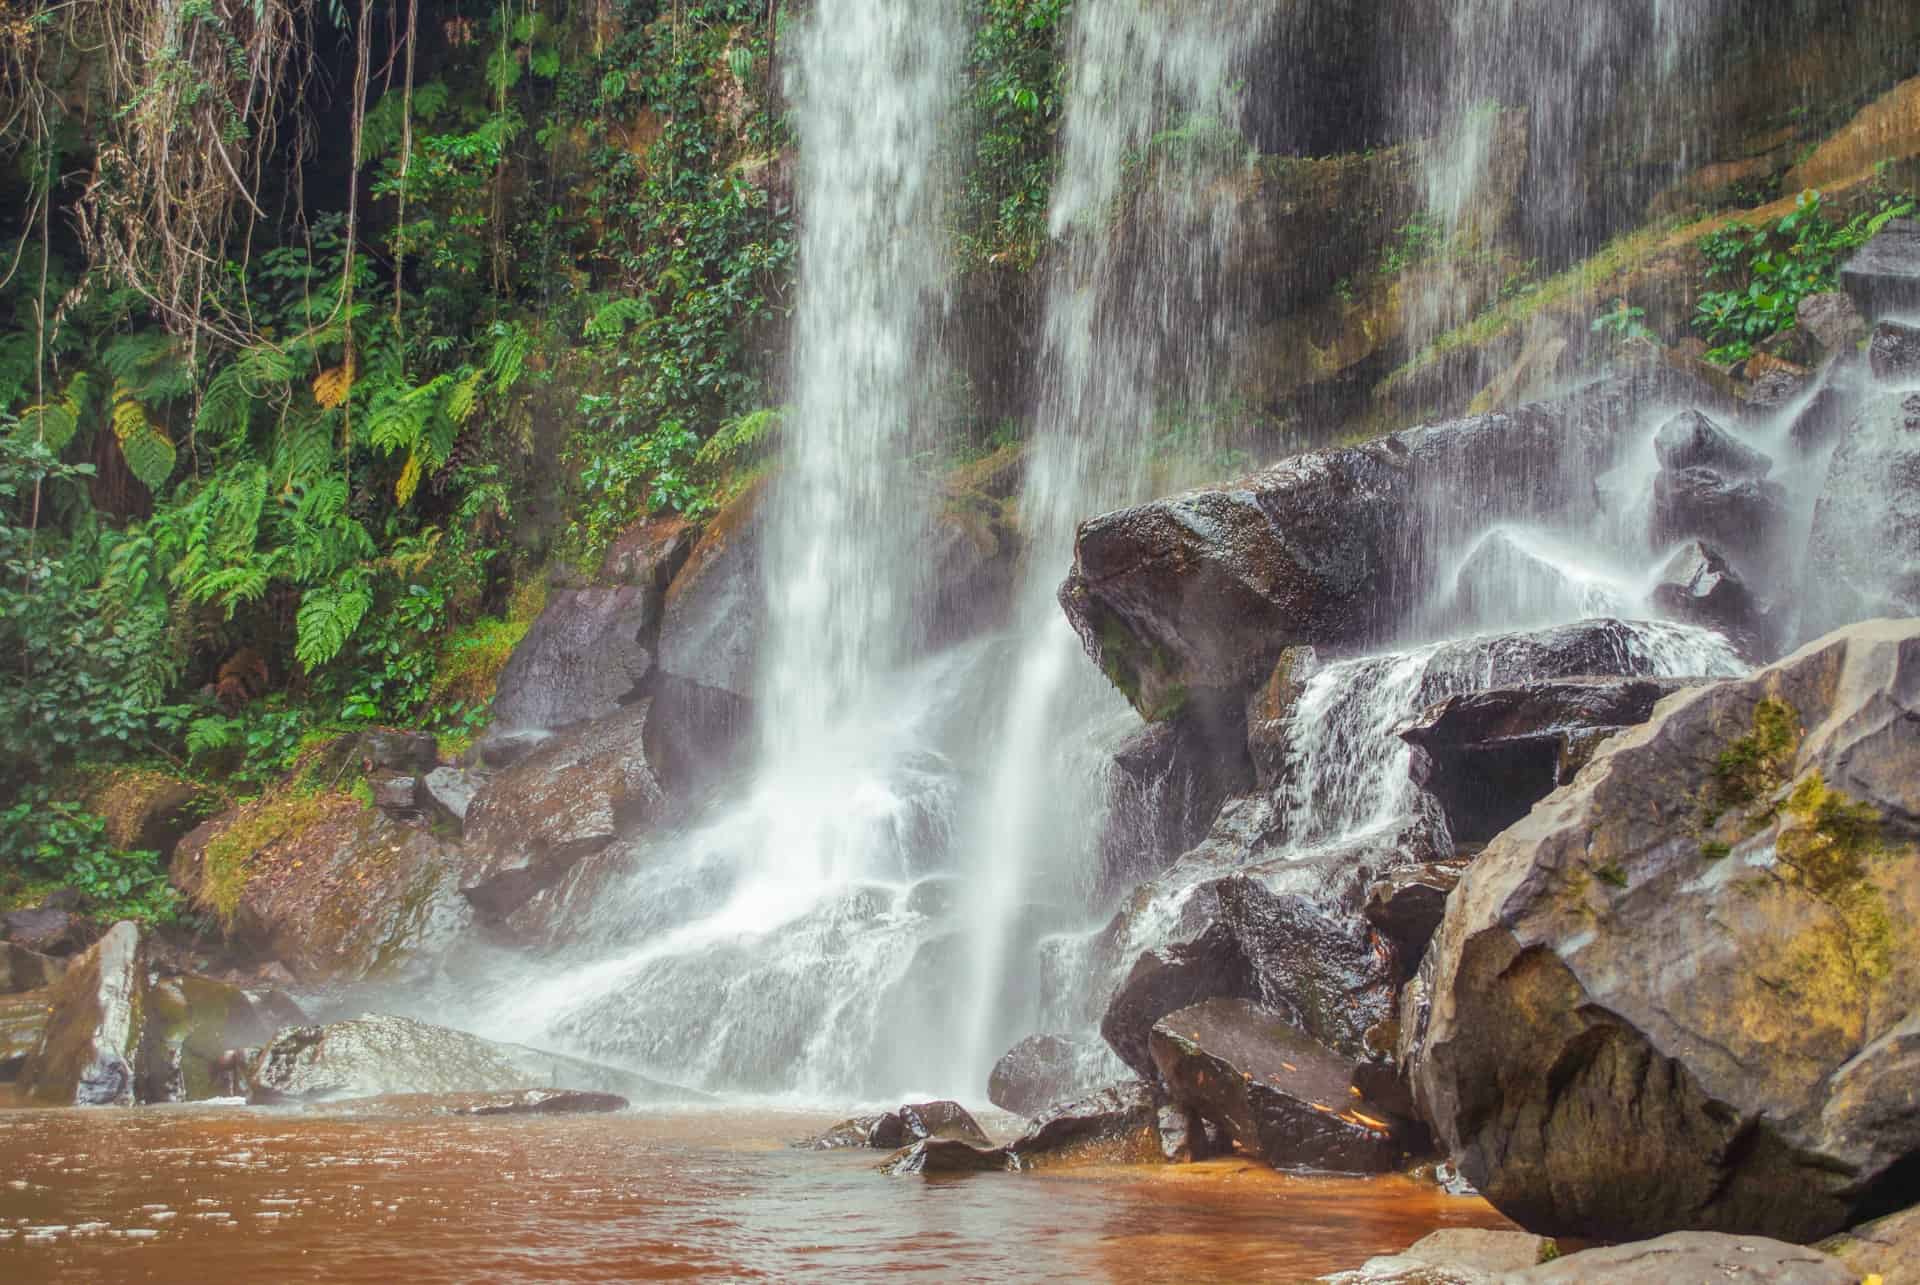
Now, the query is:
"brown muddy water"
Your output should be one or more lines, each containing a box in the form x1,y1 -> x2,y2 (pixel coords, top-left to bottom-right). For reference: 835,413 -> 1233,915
0,1102 -> 1510,1282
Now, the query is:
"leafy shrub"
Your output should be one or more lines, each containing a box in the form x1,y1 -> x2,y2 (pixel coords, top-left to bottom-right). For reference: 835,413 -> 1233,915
0,788 -> 178,924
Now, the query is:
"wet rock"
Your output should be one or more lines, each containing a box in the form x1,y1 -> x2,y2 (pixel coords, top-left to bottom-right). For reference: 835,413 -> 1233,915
1101,921 -> 1257,1080
988,1033 -> 1098,1118
1447,530 -> 1609,627
1215,875 -> 1398,1062
596,512 -> 699,592
174,798 -> 480,985
1649,541 -> 1769,656
485,585 -> 659,735
899,1100 -> 994,1148
251,987 -> 310,1031
138,972 -> 275,1103
641,671 -> 754,801
1650,466 -> 1789,569
1097,703 -> 1253,903
1520,1233 -> 1853,1283
1741,355 -> 1813,409
1652,409 -> 1771,478
0,991 -> 50,1080
1245,646 -> 1321,790
1150,999 -> 1408,1174
368,773 -> 419,814
1869,319 -> 1920,381
1840,216 -> 1920,321
1363,862 -> 1470,967
1410,619 -> 1920,1242
1818,1204 -> 1920,1281
1796,292 -> 1868,356
1006,1082 -> 1162,1168
1154,1103 -> 1224,1163
1788,361 -> 1869,453
1321,1228 -> 1558,1283
1803,391 -> 1920,639
317,729 -> 438,777
421,766 -> 479,831
1,904 -> 95,956
879,1137 -> 1013,1176
246,1013 -> 694,1103
656,478 -> 767,703
0,942 -> 66,994
801,1113 -> 908,1151
455,1088 -> 629,1116
460,701 -> 668,921
1062,375 -> 1716,718
1399,677 -> 1701,844
18,921 -> 147,1106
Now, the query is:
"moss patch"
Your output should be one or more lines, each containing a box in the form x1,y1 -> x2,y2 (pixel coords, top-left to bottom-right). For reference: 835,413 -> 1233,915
198,791 -> 356,929
428,577 -> 549,712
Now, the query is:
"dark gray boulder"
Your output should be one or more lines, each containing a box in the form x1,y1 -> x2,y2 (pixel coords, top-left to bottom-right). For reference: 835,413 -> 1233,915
988,1033 -> 1101,1118
1650,541 -> 1769,657
1651,467 -> 1789,569
1840,217 -> 1920,321
1006,1081 -> 1163,1168
486,586 -> 659,734
1100,921 -> 1257,1080
0,942 -> 66,994
1869,320 -> 1920,381
1399,677 -> 1701,844
1796,291 -> 1868,356
1653,410 -> 1771,478
460,701 -> 668,920
422,766 -> 480,831
1363,861 -> 1470,967
1,905 -> 96,957
879,1137 -> 1013,1175
1151,998 -> 1410,1173
1803,391 -> 1920,640
1788,359 -> 1869,453
656,479 -> 767,703
1097,703 -> 1252,903
1410,619 -> 1920,1243
138,972 -> 276,1103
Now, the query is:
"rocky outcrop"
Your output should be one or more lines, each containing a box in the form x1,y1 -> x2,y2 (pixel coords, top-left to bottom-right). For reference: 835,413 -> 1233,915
2,901 -> 97,956
1840,216 -> 1920,321
1870,320 -> 1920,381
246,1013 -> 693,1103
1151,998 -> 1411,1173
1796,293 -> 1867,357
1818,1204 -> 1920,1281
1650,467 -> 1789,571
1321,1229 -> 1558,1283
987,1033 -> 1101,1117
174,796 -> 480,985
485,585 -> 660,734
1410,619 -> 1920,1243
1363,862 -> 1470,967
1005,1081 -> 1163,1168
1804,391 -> 1920,641
1096,705 -> 1252,903
0,991 -> 49,1080
1061,375 -> 1712,718
655,478 -> 768,704
879,1138 -> 1013,1176
1650,541 -> 1770,658
77,768 -> 212,856
1101,921 -> 1257,1080
460,701 -> 669,920
18,921 -> 146,1106
1653,409 -> 1770,477
1399,677 -> 1700,843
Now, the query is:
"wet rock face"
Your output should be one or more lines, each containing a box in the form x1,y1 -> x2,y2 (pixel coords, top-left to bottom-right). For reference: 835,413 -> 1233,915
879,1137 -> 1012,1176
988,1033 -> 1097,1117
486,585 -> 660,735
461,701 -> 668,921
1840,217 -> 1920,321
0,991 -> 50,1080
1650,466 -> 1789,569
18,921 -> 146,1106
1323,1228 -> 1558,1282
1006,1081 -> 1163,1168
1399,677 -> 1701,844
1097,704 -> 1253,904
1100,922 -> 1257,1080
137,973 -> 277,1104
1870,320 -> 1920,381
1520,1233 -> 1854,1284
1150,999 -> 1409,1173
1797,291 -> 1867,357
801,1101 -> 993,1152
1653,409 -> 1772,477
1362,862 -> 1470,967
1650,541 -> 1769,658
1804,391 -> 1920,640
246,1014 -> 692,1103
1819,1204 -> 1920,1282
1410,620 -> 1920,1243
656,479 -> 767,703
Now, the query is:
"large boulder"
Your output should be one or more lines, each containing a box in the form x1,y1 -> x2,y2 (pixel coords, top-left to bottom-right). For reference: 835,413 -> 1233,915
484,586 -> 660,735
1840,217 -> 1920,321
655,478 -> 767,704
77,768 -> 212,856
1363,861 -> 1471,967
800,1100 -> 993,1151
1869,319 -> 1920,381
987,1033 -> 1105,1118
1061,375 -> 1714,718
1399,677 -> 1701,843
1151,998 -> 1410,1173
1101,921 -> 1257,1080
1096,704 -> 1252,903
1005,1081 -> 1163,1168
17,921 -> 147,1106
246,1013 -> 693,1103
173,795 -> 480,985
1323,1231 -> 1850,1284
460,701 -> 669,920
1650,541 -> 1770,658
1652,409 -> 1771,477
1803,391 -> 1920,640
1650,466 -> 1789,570
1321,1229 -> 1559,1283
1796,292 -> 1868,357
1411,619 -> 1920,1243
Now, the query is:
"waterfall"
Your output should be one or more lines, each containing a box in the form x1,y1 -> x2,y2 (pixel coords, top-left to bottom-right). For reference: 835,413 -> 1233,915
955,0 -> 1263,1084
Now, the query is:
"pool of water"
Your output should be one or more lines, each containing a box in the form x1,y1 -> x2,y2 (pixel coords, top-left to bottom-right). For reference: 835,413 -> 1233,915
0,1102 -> 1511,1282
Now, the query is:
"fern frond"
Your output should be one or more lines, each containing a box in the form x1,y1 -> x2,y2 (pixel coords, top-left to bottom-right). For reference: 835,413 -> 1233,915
295,575 -> 373,669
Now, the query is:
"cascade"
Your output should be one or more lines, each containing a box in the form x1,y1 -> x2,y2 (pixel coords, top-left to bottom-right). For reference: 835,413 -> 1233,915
955,0 -> 1264,1082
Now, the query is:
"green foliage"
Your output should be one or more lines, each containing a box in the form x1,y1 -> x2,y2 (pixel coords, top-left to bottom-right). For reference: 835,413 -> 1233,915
958,0 -> 1072,269
1708,696 -> 1802,824
1592,299 -> 1658,345
1382,212 -> 1445,275
695,406 -> 784,470
0,788 -> 177,924
1693,189 -> 1915,355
